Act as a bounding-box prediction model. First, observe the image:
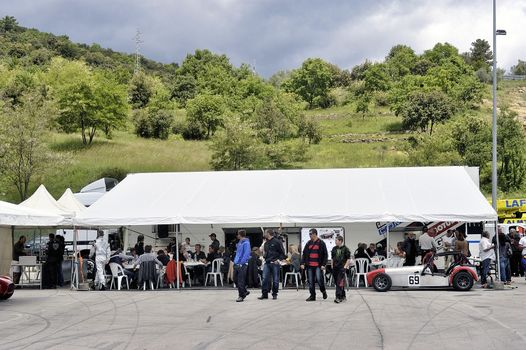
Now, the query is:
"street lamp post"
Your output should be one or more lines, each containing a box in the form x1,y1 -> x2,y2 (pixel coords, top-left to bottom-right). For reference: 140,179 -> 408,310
492,0 -> 506,284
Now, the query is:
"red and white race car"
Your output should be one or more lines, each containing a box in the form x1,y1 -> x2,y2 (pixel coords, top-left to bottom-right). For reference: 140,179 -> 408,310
367,251 -> 478,292
0,275 -> 15,300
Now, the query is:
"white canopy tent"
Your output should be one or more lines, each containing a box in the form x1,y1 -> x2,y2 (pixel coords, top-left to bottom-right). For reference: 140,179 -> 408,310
76,166 -> 497,226
21,184 -> 73,217
0,200 -> 64,275
58,188 -> 86,216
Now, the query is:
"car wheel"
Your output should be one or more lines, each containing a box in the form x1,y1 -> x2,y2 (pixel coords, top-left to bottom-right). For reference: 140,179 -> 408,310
453,271 -> 473,291
373,273 -> 392,292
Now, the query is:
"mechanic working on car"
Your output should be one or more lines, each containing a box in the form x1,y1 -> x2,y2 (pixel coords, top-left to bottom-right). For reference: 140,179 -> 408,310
418,226 -> 437,263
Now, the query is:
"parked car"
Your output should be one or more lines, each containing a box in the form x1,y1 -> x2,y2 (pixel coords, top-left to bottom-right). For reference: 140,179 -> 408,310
0,275 -> 15,300
367,251 -> 478,292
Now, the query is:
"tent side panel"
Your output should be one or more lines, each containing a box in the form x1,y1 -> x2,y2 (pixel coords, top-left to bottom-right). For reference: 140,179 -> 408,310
0,227 -> 12,276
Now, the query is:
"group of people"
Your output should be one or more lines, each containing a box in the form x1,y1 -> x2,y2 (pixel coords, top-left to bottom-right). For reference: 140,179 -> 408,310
479,228 -> 526,288
232,228 -> 351,304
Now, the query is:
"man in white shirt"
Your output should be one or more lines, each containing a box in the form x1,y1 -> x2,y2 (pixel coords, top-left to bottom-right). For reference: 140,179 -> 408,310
479,231 -> 495,288
442,229 -> 456,268
519,234 -> 526,280
418,226 -> 438,263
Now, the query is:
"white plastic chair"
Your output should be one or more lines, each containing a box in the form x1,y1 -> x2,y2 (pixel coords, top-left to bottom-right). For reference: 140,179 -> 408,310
183,264 -> 191,288
205,258 -> 223,287
376,255 -> 386,261
157,266 -> 168,289
109,263 -> 129,291
354,258 -> 370,288
283,271 -> 302,290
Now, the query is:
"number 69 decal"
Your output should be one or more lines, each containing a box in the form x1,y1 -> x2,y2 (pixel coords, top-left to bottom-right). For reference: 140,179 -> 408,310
408,275 -> 420,285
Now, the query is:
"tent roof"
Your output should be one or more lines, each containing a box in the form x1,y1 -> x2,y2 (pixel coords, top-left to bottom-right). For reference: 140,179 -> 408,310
58,188 -> 86,215
75,167 -> 497,226
0,200 -> 64,227
21,184 -> 73,217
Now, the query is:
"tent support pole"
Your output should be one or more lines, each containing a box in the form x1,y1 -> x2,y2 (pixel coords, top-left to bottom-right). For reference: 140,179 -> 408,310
176,225 -> 180,290
494,220 -> 500,284
386,224 -> 390,264
123,226 -> 129,252
71,225 -> 79,290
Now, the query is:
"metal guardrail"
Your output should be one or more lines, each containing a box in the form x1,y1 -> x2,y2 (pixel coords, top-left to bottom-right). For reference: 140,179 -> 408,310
503,75 -> 526,81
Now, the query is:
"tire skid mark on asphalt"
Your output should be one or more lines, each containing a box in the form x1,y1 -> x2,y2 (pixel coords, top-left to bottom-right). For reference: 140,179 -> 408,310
327,295 -> 364,350
460,301 -> 526,344
405,298 -> 459,350
10,293 -> 161,350
0,310 -> 51,347
356,289 -> 384,350
192,294 -> 304,350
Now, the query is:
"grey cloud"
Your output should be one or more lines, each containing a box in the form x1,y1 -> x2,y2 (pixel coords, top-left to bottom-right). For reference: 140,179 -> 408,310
1,0 -> 525,76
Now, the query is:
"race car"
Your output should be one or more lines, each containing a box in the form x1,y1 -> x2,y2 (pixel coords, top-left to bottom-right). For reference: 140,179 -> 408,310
0,275 -> 15,300
367,251 -> 478,292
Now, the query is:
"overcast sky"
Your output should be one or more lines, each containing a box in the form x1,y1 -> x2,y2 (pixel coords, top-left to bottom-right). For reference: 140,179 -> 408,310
2,0 -> 525,77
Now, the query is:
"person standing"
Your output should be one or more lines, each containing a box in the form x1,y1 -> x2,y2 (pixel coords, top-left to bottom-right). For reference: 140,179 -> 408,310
493,229 -> 512,285
508,229 -> 523,277
518,233 -> 526,280
209,233 -> 220,253
403,233 -> 417,266
90,230 -> 111,291
43,234 -> 60,289
12,236 -> 27,284
233,229 -> 251,302
479,231 -> 495,288
258,229 -> 285,300
331,236 -> 350,304
418,227 -> 437,262
134,235 -> 145,256
301,228 -> 328,302
442,229 -> 455,268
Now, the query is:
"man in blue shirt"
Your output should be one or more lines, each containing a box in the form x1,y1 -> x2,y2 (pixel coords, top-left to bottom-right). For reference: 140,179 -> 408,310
234,229 -> 251,302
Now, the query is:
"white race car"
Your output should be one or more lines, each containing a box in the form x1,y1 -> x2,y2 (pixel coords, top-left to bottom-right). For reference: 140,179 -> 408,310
367,251 -> 478,292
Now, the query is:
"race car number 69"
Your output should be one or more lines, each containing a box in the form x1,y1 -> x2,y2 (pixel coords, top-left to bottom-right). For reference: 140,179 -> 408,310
408,275 -> 420,285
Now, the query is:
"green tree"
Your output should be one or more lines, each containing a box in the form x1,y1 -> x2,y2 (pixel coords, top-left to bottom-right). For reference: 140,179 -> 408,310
0,16 -> 19,33
355,94 -> 371,119
133,82 -> 175,140
283,58 -> 334,109
186,94 -> 226,138
385,44 -> 417,79
400,90 -> 455,135
497,108 -> 526,192
466,39 -> 492,71
129,71 -> 156,109
363,63 -> 390,92
210,115 -> 264,170
511,60 -> 526,75
0,92 -> 56,201
46,58 -> 129,145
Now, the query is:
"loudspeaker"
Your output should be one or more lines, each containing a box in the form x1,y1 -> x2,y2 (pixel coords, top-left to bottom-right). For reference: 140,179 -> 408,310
157,225 -> 169,238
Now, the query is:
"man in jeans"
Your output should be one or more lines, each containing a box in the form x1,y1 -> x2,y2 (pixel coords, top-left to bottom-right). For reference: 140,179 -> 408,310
301,228 -> 328,301
479,231 -> 495,288
258,229 -> 285,300
233,230 -> 251,302
331,235 -> 350,304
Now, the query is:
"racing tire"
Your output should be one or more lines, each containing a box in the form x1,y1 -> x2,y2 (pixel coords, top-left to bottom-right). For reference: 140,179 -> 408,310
452,271 -> 474,291
372,273 -> 392,292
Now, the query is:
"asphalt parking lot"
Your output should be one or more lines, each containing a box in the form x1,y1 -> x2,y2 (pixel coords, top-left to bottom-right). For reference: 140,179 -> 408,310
1,279 -> 526,350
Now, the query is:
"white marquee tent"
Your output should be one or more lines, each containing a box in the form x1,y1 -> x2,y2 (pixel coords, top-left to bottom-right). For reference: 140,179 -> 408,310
75,166 -> 497,226
21,184 -> 73,217
0,200 -> 64,275
58,188 -> 86,216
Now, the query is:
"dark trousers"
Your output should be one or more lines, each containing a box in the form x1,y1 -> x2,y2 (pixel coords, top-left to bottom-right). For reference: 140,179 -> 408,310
404,255 -> 416,266
306,266 -> 326,298
333,266 -> 346,299
480,258 -> 491,285
262,262 -> 280,297
43,261 -> 57,288
57,261 -> 64,287
234,264 -> 248,298
510,252 -> 523,276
